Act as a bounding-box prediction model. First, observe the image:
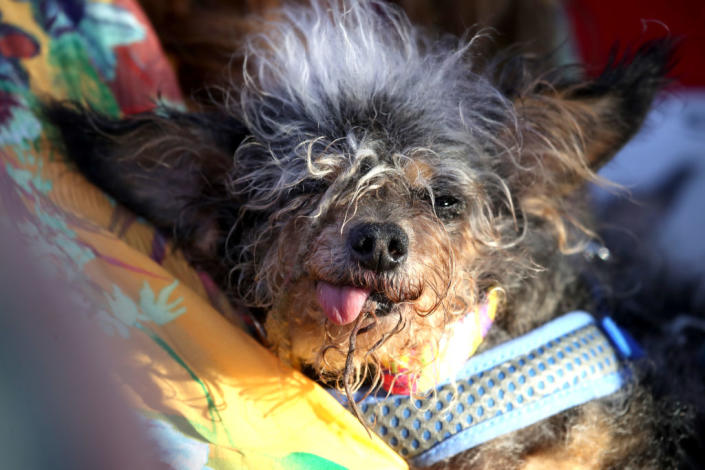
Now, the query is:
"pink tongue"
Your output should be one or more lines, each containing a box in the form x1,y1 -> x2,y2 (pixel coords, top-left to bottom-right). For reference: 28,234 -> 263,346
316,282 -> 371,325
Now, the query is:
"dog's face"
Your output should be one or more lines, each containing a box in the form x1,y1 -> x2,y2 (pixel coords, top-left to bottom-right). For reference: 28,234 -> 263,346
262,146 -> 494,379
50,1 -> 672,393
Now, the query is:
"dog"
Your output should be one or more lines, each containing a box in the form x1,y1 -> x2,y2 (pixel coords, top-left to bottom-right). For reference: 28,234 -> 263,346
46,1 -> 694,468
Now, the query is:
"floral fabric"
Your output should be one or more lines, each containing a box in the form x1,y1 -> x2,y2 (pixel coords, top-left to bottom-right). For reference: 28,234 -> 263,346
0,1 -> 405,468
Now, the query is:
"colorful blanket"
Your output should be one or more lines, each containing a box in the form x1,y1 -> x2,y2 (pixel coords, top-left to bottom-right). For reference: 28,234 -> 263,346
0,1 -> 405,468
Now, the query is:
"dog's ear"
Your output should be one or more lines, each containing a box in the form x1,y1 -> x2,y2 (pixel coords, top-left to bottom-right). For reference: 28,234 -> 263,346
43,103 -> 247,265
496,39 -> 676,190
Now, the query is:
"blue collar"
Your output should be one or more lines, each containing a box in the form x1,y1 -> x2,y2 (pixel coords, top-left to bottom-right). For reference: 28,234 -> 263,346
335,311 -> 642,466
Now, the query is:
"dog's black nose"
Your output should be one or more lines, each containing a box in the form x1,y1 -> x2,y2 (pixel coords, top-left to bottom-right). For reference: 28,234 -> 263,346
348,222 -> 408,272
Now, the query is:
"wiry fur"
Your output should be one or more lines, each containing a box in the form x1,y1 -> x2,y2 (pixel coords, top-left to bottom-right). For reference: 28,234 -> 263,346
44,1 -> 692,468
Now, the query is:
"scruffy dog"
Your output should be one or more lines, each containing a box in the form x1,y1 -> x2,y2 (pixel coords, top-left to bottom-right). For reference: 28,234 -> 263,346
47,1 -> 693,468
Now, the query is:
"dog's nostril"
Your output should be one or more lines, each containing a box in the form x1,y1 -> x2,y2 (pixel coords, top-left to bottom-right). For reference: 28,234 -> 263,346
348,222 -> 409,272
387,237 -> 406,261
353,234 -> 375,255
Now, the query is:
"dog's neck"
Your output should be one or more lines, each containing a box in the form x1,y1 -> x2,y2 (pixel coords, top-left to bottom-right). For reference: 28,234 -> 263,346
378,288 -> 502,395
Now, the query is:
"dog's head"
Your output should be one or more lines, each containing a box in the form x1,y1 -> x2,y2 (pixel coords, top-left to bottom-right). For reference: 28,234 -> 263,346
49,1 -> 673,394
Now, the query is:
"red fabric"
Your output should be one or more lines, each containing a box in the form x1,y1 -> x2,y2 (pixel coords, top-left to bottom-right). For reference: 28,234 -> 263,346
566,0 -> 705,88
110,0 -> 183,114
0,31 -> 39,58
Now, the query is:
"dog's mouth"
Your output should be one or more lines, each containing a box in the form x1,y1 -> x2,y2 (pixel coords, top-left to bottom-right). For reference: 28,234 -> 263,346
368,291 -> 394,315
315,281 -> 397,325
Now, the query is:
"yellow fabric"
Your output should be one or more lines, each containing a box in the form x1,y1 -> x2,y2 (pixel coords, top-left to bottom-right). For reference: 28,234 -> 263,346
0,1 -> 406,468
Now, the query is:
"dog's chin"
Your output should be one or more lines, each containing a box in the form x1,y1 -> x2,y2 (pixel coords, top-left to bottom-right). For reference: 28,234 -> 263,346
287,299 -> 447,379
264,275 -> 444,378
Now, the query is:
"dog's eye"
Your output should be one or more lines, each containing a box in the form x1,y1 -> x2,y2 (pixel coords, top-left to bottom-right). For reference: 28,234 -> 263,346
436,196 -> 460,209
434,195 -> 465,220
